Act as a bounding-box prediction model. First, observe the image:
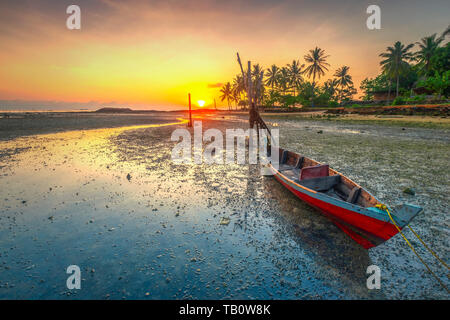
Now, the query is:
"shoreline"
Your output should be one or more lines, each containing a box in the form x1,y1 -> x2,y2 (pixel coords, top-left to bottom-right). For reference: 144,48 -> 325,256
1,110 -> 448,142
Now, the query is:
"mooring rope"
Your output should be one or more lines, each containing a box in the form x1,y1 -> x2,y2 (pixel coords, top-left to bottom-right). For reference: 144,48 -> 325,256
375,204 -> 449,293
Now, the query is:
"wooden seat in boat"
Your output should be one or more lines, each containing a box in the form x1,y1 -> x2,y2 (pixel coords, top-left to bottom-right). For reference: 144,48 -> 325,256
277,157 -> 363,204
278,157 -> 305,171
347,187 -> 361,204
298,175 -> 341,192
300,164 -> 329,180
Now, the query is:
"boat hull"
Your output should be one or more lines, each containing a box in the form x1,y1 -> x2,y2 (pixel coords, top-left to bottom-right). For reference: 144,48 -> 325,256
271,166 -> 400,249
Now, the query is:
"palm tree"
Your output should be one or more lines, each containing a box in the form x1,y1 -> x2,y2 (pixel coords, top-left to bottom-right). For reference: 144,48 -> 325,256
287,60 -> 304,96
334,66 -> 354,103
265,65 -> 280,91
232,88 -> 240,110
251,64 -> 265,105
304,47 -> 330,106
380,63 -> 395,103
220,82 -> 233,110
232,75 -> 245,101
379,41 -> 415,97
278,67 -> 290,95
323,78 -> 338,100
252,64 -> 263,78
415,34 -> 444,75
443,25 -> 450,38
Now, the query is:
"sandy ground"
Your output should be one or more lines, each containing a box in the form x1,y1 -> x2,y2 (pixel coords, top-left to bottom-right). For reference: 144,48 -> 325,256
0,112 -> 448,299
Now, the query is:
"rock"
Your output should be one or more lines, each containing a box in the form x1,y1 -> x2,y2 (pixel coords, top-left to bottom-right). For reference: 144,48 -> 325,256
402,187 -> 416,195
220,217 -> 230,225
126,173 -> 131,181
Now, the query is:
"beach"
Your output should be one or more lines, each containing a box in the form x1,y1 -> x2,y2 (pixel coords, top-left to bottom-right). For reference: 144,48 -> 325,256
0,111 -> 448,299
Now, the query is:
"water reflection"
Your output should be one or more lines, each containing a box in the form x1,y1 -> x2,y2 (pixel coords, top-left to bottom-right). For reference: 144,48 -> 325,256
262,176 -> 384,298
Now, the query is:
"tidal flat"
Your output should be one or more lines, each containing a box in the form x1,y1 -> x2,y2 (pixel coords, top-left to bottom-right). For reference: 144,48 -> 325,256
0,112 -> 448,299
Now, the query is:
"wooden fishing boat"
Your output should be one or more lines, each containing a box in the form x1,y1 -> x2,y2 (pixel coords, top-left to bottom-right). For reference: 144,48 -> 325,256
269,148 -> 422,249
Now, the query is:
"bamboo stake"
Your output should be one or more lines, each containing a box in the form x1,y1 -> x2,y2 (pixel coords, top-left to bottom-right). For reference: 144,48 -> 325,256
188,93 -> 192,127
247,61 -> 253,106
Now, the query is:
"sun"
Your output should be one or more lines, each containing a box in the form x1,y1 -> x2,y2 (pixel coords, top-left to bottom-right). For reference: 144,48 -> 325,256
197,100 -> 205,107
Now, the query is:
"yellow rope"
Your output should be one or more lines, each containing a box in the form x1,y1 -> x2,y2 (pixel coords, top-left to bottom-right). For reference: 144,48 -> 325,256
408,225 -> 449,271
375,204 -> 449,293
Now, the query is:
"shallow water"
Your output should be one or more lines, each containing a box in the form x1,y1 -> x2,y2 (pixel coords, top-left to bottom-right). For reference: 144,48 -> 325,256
0,114 -> 448,299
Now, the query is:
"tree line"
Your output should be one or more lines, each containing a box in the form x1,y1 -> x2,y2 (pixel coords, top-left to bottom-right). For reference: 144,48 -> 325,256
362,25 -> 449,104
220,25 -> 449,109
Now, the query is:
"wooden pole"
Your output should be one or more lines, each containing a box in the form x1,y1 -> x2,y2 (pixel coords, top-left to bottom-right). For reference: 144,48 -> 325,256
235,52 -> 272,150
188,93 -> 192,127
247,61 -> 252,107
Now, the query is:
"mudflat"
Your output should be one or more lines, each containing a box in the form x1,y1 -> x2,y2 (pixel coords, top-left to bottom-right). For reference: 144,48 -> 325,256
0,112 -> 448,299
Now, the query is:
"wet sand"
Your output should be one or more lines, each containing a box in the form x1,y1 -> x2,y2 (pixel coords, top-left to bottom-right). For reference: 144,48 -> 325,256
0,112 -> 448,299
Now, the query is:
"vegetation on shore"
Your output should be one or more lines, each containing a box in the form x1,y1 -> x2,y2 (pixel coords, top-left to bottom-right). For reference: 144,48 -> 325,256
264,112 -> 450,129
220,26 -> 449,110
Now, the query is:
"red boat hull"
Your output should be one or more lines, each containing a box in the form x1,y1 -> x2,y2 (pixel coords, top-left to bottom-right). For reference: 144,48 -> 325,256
273,172 -> 399,249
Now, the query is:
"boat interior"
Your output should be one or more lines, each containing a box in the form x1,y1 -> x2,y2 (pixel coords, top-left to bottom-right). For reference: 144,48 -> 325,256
274,148 -> 379,208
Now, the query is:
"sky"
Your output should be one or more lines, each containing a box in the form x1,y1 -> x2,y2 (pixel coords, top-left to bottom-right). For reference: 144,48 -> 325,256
0,0 -> 449,110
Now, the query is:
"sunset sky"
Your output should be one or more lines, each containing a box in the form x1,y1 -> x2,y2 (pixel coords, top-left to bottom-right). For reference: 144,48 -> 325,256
0,0 -> 449,110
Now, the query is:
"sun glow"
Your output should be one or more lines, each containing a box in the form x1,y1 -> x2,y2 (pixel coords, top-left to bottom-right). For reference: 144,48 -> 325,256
197,100 -> 205,107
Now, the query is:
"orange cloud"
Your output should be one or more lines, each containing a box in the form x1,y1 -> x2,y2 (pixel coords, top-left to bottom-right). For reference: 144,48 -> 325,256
207,83 -> 224,88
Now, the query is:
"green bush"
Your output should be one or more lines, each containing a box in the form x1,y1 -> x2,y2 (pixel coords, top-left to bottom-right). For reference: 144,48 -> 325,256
392,97 -> 405,105
327,101 -> 339,108
417,70 -> 450,98
406,95 -> 426,103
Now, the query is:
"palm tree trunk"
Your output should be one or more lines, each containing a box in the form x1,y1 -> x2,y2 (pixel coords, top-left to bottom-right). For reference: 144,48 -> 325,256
387,80 -> 391,105
396,74 -> 399,98
311,74 -> 316,108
